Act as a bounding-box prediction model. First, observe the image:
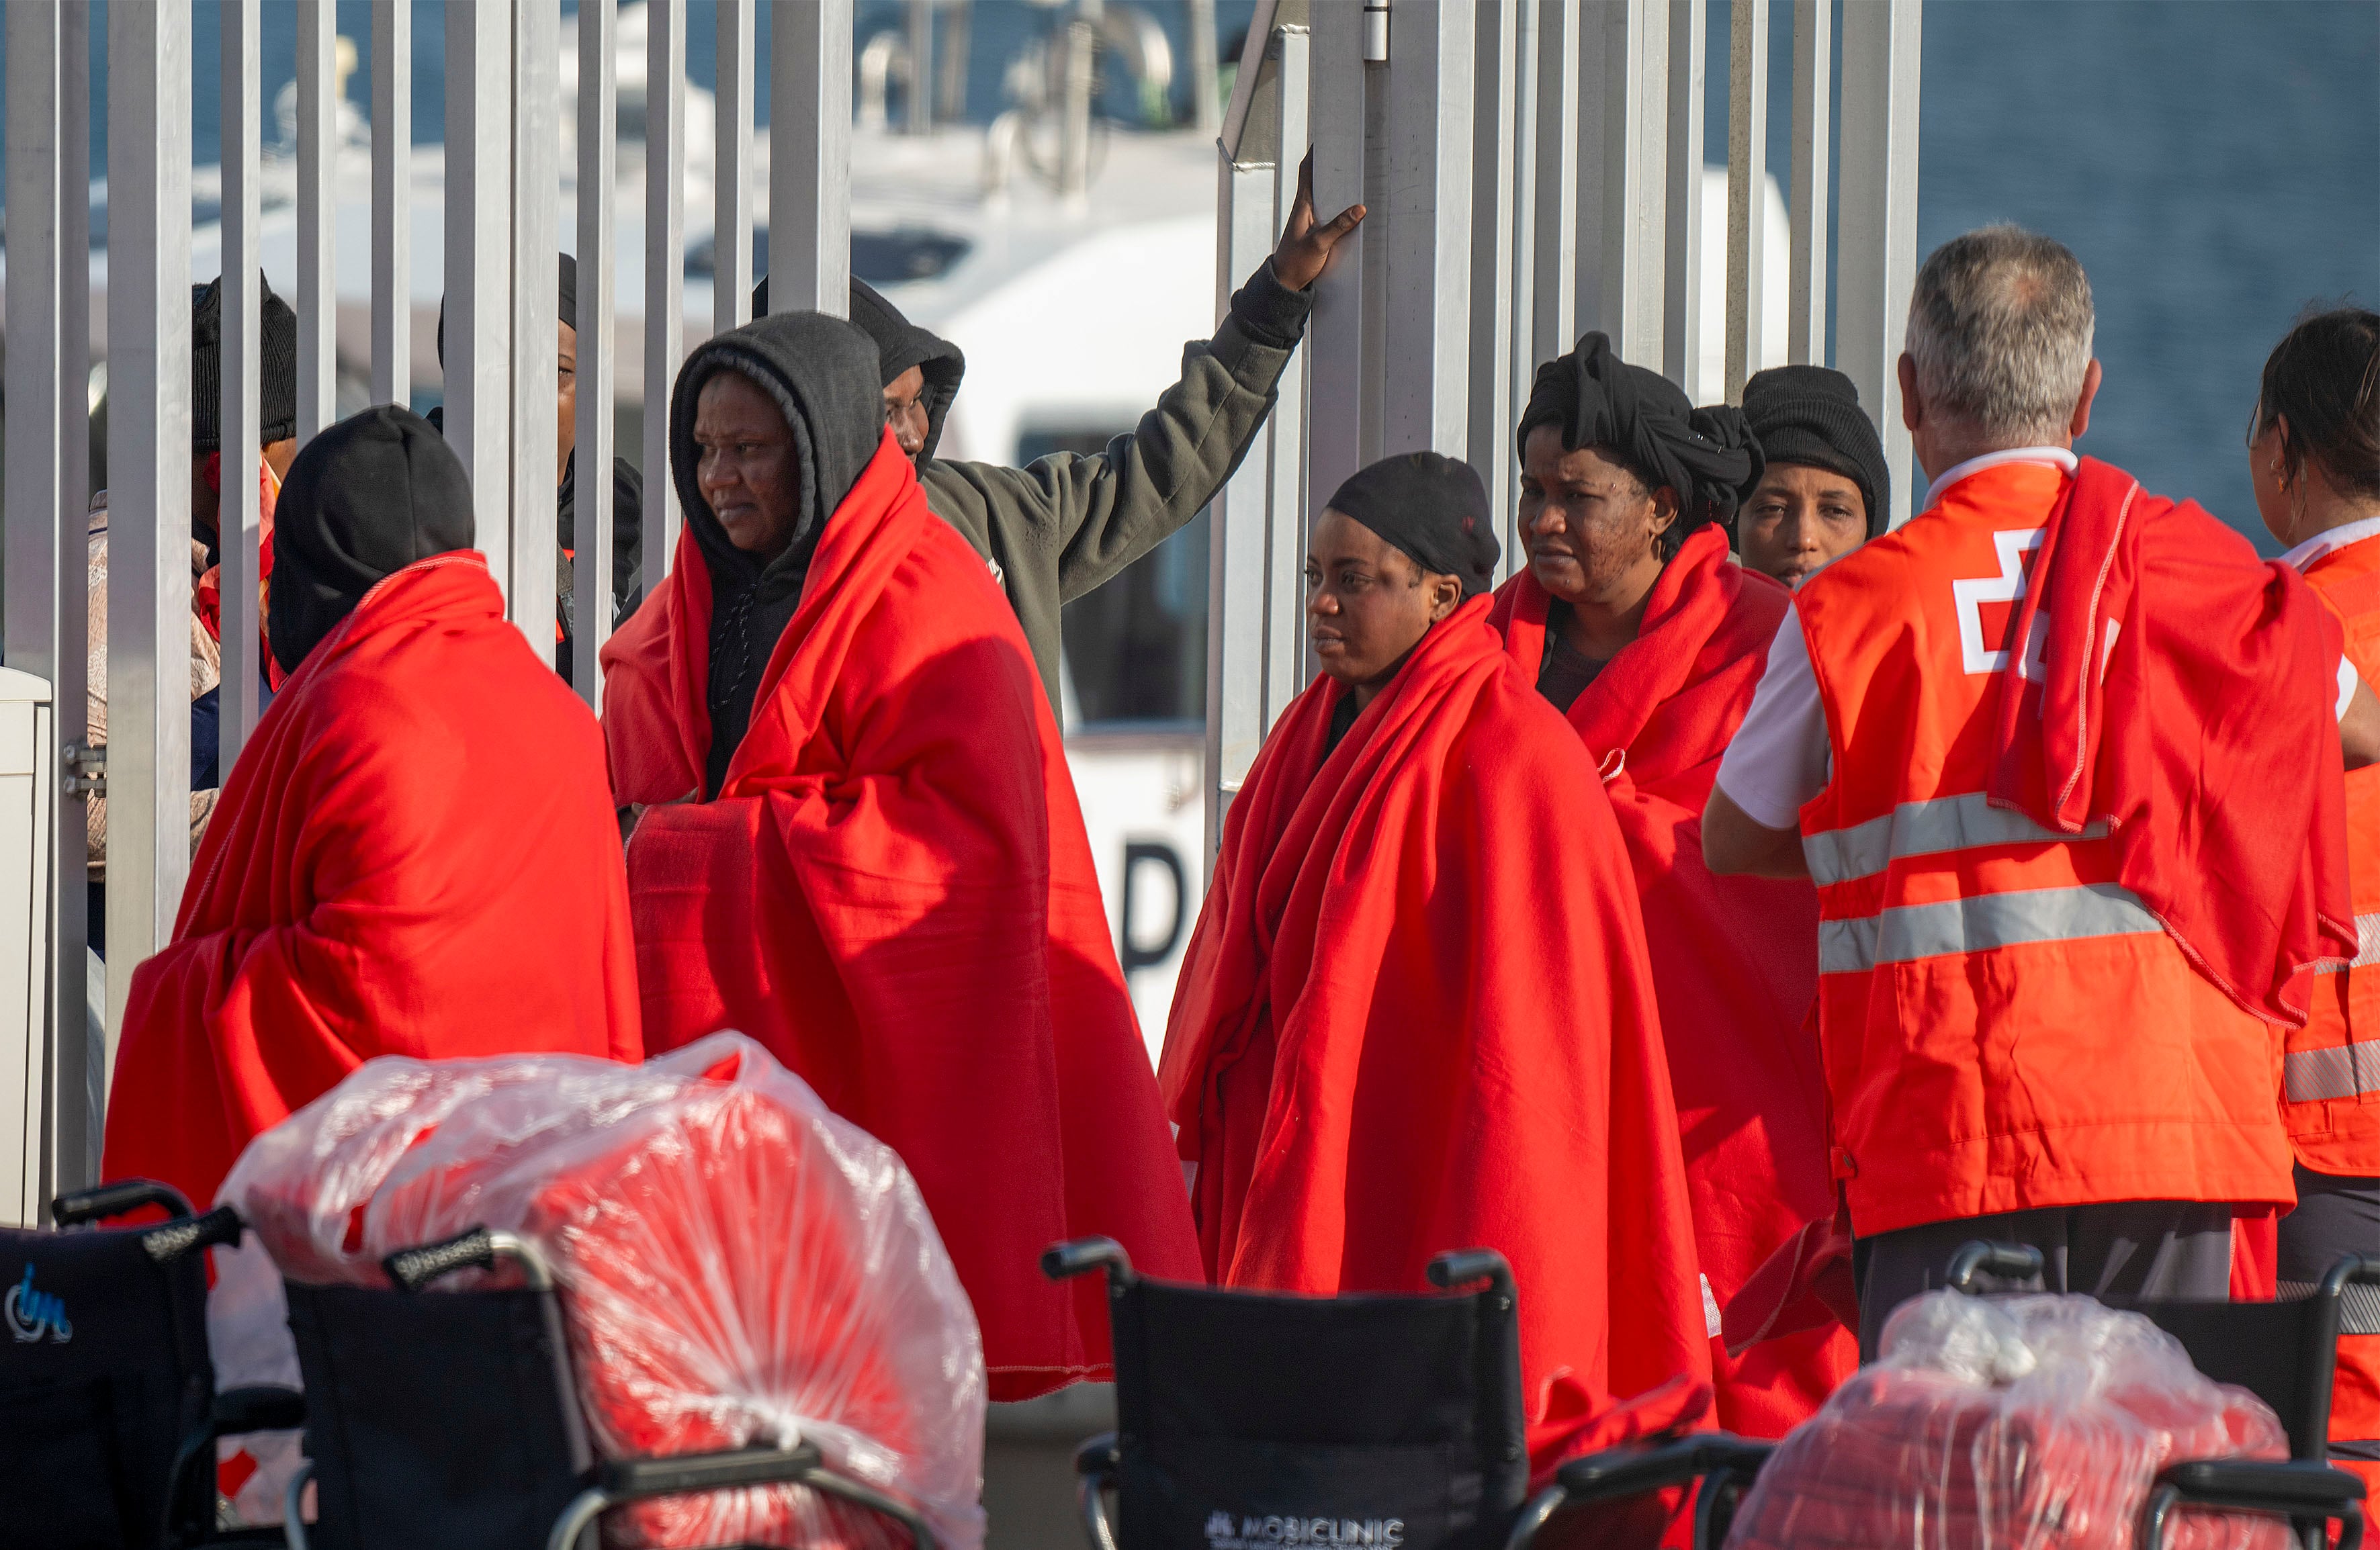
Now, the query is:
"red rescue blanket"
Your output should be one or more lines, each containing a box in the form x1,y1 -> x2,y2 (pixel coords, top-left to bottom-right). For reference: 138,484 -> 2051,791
1487,526 -> 1854,1437
1158,598 -> 1710,1477
105,552 -> 642,1211
1988,457 -> 2355,1025
602,433 -> 1200,1401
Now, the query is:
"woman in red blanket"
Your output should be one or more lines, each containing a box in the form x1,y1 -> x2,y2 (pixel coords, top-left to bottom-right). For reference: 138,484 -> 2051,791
105,406 -> 642,1212
1488,334 -> 1854,1436
1161,450 -> 1709,1476
601,312 -> 1198,1400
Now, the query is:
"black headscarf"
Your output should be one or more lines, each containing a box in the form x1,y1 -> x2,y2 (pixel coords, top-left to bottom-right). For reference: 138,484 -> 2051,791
191,272 -> 298,453
267,404 -> 476,676
1740,365 -> 1892,537
1517,332 -> 1764,553
1325,451 -> 1500,597
668,310 -> 884,794
753,274 -> 968,461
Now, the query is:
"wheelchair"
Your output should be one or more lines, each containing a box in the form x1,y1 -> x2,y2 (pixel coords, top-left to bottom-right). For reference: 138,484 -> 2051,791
1512,1241 -> 2380,1550
279,1222 -> 939,1550
0,1179 -> 302,1550
1044,1236 -> 1530,1550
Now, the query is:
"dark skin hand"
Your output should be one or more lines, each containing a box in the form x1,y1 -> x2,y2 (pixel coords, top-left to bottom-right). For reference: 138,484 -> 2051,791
1519,427 -> 1679,664
1271,152 -> 1366,293
693,371 -> 801,560
1737,462 -> 1867,587
1305,508 -> 1463,712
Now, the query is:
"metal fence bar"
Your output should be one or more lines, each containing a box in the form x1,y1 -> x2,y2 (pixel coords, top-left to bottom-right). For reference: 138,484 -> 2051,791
295,0 -> 337,443
1725,0 -> 1771,401
1504,0 -> 1540,580
1838,0 -> 1923,524
1662,0 -> 1706,396
102,0 -> 195,1057
1581,0 -> 1667,364
1381,1 -> 1474,459
1262,26 -> 1311,733
769,0 -> 854,318
575,0 -> 619,708
1468,1 -> 1522,535
513,0 -> 563,653
1304,0 -> 1367,510
1529,0 -> 1580,369
53,1 -> 94,1201
371,0 -> 412,409
220,0 -> 264,770
3,0 -> 64,1226
714,0 -> 755,334
1787,0 -> 1831,366
447,1 -> 514,591
644,0 -> 687,579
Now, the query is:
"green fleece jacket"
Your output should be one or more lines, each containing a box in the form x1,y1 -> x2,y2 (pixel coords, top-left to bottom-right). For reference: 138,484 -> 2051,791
920,261 -> 1315,709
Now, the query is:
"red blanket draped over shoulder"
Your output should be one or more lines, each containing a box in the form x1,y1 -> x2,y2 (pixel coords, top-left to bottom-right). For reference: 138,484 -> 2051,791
602,434 -> 1199,1401
106,553 -> 643,1211
1487,527 -> 1853,1436
1158,598 -> 1710,1476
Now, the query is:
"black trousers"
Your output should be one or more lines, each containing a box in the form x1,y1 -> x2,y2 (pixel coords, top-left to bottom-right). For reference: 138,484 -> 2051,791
1853,1199 -> 2234,1360
2279,1164 -> 2380,1465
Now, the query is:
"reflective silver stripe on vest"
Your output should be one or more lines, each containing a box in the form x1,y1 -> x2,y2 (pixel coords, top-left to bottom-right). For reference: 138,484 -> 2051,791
2311,912 -> 2380,974
1803,792 -> 2110,888
1818,882 -> 2162,975
2284,1041 -> 2380,1103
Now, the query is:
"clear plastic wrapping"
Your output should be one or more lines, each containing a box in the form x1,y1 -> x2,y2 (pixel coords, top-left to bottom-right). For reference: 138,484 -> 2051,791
1722,1291 -> 2289,1550
216,1033 -> 988,1550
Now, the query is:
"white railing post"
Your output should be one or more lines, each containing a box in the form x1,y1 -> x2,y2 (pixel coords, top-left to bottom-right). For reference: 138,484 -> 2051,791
1380,0 -> 1475,461
644,0 -> 688,579
1530,0 -> 1582,371
371,0 -> 413,410
54,1 -> 95,1201
714,0 -> 755,334
1662,0 -> 1707,398
1304,0 -> 1368,506
1468,0 -> 1523,557
576,0 -> 619,707
295,0 -> 337,443
220,0 -> 263,768
101,0 -> 194,1066
1839,0 -> 1923,525
768,0 -> 855,319
513,0 -> 564,658
1786,0 -> 1831,367
1725,0 -> 1771,402
1579,0 -> 1667,365
447,0 -> 515,591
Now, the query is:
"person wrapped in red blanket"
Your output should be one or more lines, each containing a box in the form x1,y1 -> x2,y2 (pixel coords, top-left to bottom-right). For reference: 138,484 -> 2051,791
1160,451 -> 1710,1479
601,311 -> 1199,1400
105,405 -> 642,1213
1489,333 -> 1854,1436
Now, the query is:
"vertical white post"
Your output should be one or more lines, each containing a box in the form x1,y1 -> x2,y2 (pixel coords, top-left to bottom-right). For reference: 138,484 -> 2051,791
513,0 -> 562,655
1262,28 -> 1312,735
372,0 -> 413,409
447,1 -> 514,589
103,0 -> 194,1056
576,0 -> 619,707
1839,0 -> 1922,524
221,0 -> 263,768
1305,0 -> 1368,508
1468,1 -> 1522,533
1726,0 -> 1771,401
1663,0 -> 1706,396
1787,0 -> 1831,367
714,0 -> 755,334
1381,1 -> 1474,459
1505,0 -> 1540,580
1529,0 -> 1580,369
644,0 -> 688,579
1579,0 -> 1667,364
296,0 -> 337,442
768,0 -> 854,318
54,1 -> 95,1199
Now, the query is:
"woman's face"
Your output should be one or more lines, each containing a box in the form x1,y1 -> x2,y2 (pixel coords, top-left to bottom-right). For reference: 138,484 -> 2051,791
2250,415 -> 2295,548
694,371 -> 801,558
1517,428 -> 1677,605
1737,463 -> 1868,586
1305,509 -> 1460,698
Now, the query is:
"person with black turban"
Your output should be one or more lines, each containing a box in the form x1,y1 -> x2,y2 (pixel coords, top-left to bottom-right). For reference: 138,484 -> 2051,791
435,253 -> 645,686
754,155 -> 1364,712
1484,333 -> 1852,1434
1161,449 -> 1711,1480
599,310 -> 1201,1400
1736,364 -> 1892,586
105,403 -> 642,1215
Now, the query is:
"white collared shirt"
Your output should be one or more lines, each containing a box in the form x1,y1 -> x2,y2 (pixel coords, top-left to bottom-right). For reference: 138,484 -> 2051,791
2279,514 -> 2380,574
1919,445 -> 2080,512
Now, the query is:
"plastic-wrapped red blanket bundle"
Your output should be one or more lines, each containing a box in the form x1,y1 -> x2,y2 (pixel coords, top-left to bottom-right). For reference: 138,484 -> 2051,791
216,1033 -> 988,1550
1724,1293 -> 2287,1550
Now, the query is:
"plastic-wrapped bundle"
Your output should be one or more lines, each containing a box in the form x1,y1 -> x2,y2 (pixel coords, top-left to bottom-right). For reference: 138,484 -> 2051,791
218,1034 -> 988,1550
1723,1291 -> 2287,1550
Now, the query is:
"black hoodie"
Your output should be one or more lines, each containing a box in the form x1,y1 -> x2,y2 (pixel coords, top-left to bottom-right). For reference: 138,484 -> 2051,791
269,404 -> 477,676
752,275 -> 967,461
668,311 -> 883,794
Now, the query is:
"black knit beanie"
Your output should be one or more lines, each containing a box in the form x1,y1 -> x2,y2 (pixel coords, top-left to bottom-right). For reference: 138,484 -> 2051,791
1739,365 -> 1892,537
191,273 -> 298,453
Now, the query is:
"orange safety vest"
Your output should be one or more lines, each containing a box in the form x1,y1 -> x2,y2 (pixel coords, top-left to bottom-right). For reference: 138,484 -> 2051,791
1793,459 -> 2296,1238
2289,531 -> 2380,1485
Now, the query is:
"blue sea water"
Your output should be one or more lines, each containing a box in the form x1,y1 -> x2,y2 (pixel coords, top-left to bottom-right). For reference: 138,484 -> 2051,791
5,0 -> 2373,547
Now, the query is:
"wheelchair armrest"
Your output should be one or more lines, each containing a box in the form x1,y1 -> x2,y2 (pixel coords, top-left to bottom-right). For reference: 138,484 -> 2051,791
214,1385 -> 306,1437
1042,1236 -> 1134,1287
556,1443 -> 939,1550
1948,1240 -> 2045,1293
1553,1433 -> 1774,1505
2161,1459 -> 2365,1510
139,1204 -> 244,1266
2324,1257 -> 2380,1298
1426,1249 -> 1513,1299
1075,1432 -> 1122,1481
53,1177 -> 193,1226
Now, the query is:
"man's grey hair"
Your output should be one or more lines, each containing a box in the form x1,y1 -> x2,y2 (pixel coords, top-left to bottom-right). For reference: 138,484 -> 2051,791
1905,225 -> 2095,446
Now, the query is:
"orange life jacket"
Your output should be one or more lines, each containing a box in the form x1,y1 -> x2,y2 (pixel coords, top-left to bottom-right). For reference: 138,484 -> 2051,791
1793,460 -> 2295,1237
